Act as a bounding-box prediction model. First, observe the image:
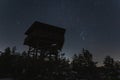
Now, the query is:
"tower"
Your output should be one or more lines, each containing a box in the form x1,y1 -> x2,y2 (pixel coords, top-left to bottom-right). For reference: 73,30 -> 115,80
24,21 -> 66,60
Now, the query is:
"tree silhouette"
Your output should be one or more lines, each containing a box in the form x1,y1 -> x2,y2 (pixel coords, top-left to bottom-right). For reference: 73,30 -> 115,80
0,47 -> 120,80
103,56 -> 120,80
104,56 -> 114,68
71,49 -> 100,80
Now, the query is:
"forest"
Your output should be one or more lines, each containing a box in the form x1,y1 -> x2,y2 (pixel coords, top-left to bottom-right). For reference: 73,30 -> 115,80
0,47 -> 119,80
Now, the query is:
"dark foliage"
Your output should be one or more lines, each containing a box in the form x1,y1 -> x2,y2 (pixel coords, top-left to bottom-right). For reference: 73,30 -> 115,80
0,47 -> 120,80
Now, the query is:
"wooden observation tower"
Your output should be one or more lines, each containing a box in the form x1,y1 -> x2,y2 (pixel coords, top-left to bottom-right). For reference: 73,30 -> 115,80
24,21 -> 66,59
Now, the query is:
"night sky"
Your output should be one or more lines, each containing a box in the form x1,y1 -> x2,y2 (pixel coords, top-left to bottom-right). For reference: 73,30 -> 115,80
0,0 -> 120,64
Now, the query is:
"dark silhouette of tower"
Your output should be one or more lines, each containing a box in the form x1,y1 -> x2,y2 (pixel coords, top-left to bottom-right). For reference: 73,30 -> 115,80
24,21 -> 66,60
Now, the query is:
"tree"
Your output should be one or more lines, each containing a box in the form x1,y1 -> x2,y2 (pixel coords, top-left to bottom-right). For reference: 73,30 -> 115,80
71,49 -> 99,80
3,47 -> 11,56
12,46 -> 16,55
103,56 -> 114,68
103,56 -> 119,80
0,47 -> 12,77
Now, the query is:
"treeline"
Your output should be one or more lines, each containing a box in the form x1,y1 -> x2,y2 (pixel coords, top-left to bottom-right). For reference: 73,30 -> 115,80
0,47 -> 120,80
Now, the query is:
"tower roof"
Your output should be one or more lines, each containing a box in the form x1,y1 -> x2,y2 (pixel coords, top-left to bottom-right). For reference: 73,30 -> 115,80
25,21 -> 66,35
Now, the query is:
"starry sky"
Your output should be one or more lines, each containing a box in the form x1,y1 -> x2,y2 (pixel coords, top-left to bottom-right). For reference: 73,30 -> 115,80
0,0 -> 120,63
